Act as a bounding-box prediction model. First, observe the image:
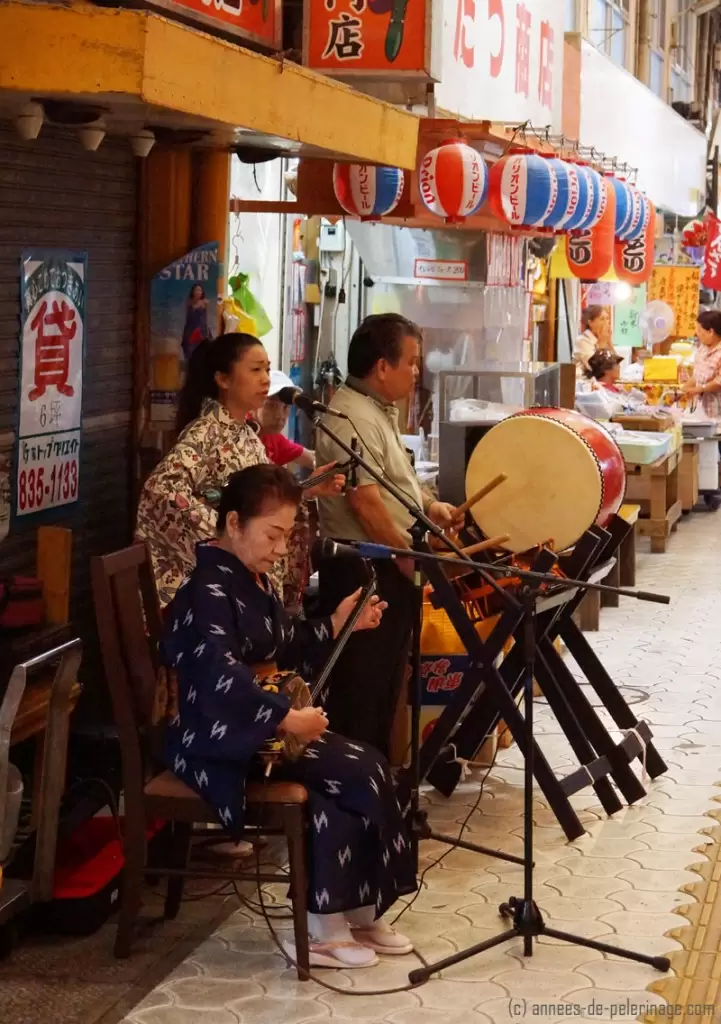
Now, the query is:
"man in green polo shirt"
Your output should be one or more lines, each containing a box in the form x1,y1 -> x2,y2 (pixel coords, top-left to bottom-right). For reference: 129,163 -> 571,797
314,313 -> 460,757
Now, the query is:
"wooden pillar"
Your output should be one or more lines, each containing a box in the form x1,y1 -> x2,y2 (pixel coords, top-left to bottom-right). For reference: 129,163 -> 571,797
133,148 -> 193,491
192,151 -> 231,332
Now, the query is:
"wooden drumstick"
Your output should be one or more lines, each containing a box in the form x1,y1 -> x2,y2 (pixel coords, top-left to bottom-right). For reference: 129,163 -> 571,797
439,534 -> 510,557
455,473 -> 508,518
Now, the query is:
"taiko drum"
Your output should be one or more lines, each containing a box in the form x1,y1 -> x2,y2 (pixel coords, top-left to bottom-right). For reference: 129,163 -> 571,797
464,407 -> 626,554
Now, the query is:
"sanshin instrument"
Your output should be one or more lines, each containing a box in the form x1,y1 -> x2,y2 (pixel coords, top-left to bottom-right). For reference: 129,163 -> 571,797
255,566 -> 378,774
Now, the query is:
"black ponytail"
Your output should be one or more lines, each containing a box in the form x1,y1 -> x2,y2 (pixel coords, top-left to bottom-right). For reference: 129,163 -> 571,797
176,333 -> 263,433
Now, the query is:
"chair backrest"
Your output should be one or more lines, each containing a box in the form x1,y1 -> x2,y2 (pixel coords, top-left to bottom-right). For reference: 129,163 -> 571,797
91,543 -> 164,794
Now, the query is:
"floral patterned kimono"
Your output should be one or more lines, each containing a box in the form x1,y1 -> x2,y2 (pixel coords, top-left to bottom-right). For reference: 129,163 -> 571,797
161,542 -> 417,918
136,399 -> 309,610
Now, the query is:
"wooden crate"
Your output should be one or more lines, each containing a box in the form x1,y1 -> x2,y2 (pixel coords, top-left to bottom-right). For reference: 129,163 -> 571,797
624,448 -> 682,553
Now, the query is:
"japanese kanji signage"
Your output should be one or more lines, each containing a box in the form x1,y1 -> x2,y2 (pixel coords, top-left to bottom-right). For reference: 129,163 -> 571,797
648,265 -> 701,338
435,0 -> 564,132
15,251 -> 86,520
138,0 -> 280,48
613,284 -> 646,350
304,0 -> 433,77
702,213 -> 721,291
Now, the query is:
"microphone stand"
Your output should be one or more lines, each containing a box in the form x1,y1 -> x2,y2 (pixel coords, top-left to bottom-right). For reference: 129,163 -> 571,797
306,412 -> 524,870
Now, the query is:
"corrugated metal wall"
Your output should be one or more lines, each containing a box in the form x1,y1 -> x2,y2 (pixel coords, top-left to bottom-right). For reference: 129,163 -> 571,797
0,122 -> 138,685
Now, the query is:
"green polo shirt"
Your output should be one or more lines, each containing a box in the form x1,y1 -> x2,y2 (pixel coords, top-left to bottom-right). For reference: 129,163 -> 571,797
315,376 -> 434,544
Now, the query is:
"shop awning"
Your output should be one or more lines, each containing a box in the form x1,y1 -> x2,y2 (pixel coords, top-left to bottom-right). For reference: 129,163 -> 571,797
0,1 -> 419,169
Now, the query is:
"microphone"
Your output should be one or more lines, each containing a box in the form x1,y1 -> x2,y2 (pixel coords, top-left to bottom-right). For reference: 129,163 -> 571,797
276,388 -> 348,420
316,538 -> 395,560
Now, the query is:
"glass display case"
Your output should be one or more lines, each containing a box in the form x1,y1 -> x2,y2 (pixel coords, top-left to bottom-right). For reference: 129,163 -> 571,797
437,362 -> 561,422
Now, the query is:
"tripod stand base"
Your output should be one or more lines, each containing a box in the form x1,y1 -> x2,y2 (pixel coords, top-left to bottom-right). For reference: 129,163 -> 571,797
408,896 -> 670,983
426,830 -> 525,867
409,808 -> 526,868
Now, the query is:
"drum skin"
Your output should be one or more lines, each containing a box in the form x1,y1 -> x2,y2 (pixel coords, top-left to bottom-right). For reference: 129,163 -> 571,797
519,408 -> 626,527
464,407 -> 626,553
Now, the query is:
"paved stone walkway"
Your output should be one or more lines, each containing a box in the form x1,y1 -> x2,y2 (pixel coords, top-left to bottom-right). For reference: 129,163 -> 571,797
123,510 -> 721,1024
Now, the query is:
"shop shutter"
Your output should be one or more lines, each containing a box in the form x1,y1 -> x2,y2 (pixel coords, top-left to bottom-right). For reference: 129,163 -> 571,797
0,122 -> 138,685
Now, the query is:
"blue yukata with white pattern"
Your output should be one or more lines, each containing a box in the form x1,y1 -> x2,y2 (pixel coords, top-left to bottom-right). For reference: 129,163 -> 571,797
161,542 -> 417,917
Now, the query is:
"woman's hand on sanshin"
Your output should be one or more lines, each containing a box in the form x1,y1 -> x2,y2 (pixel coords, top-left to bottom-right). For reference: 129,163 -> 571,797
279,707 -> 329,743
331,590 -> 387,637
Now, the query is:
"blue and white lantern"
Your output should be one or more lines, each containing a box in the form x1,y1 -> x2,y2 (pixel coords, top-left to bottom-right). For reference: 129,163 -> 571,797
622,187 -> 651,241
575,167 -> 605,230
332,163 -> 405,220
488,153 -> 557,228
609,177 -> 634,237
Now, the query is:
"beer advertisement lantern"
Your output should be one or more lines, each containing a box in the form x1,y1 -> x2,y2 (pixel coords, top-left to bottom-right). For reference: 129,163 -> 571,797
575,167 -> 605,230
566,177 -> 616,280
418,140 -> 488,223
488,153 -> 556,228
608,177 -> 634,237
617,185 -> 648,241
332,163 -> 404,220
540,158 -> 571,229
613,200 -> 656,285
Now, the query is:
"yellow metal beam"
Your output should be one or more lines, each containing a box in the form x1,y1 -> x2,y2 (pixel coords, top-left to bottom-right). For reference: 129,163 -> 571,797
0,1 -> 420,169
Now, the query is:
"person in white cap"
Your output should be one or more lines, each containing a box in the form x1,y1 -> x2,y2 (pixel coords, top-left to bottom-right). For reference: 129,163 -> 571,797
255,369 -> 316,470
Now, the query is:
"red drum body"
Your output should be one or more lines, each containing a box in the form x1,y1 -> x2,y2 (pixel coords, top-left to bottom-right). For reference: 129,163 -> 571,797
464,407 -> 626,554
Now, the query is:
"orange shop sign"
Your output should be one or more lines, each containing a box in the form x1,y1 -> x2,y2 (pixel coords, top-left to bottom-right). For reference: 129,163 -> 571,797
139,0 -> 281,48
303,0 -> 436,77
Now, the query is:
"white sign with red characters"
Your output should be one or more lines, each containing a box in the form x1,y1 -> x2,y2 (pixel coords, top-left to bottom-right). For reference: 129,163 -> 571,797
435,0 -> 564,133
16,252 -> 85,520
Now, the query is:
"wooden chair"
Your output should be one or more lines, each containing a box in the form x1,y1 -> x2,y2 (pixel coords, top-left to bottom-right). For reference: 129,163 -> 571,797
90,543 -> 311,979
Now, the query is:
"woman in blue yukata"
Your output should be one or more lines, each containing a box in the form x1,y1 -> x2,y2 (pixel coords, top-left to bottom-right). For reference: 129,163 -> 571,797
162,463 -> 417,970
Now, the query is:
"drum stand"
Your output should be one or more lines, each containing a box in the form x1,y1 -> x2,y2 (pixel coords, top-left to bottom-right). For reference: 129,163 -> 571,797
419,517 -> 667,840
408,580 -> 671,984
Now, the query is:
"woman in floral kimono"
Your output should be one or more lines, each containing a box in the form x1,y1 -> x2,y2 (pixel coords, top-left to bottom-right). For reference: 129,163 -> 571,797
136,333 -> 343,610
162,464 -> 417,969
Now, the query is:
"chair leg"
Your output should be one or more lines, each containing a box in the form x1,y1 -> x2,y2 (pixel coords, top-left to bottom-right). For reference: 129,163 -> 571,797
115,815 -> 146,959
164,822 -> 192,921
285,805 -> 309,981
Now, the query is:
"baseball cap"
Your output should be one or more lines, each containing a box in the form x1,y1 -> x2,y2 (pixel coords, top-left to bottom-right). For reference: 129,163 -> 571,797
268,370 -> 299,397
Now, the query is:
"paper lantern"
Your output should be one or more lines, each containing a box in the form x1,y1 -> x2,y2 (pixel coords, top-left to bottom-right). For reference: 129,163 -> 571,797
575,167 -> 605,230
608,177 -> 634,237
566,178 -> 616,280
618,186 -> 648,241
332,163 -> 404,220
488,153 -> 557,227
613,200 -> 656,284
418,140 -> 488,223
540,158 -> 571,228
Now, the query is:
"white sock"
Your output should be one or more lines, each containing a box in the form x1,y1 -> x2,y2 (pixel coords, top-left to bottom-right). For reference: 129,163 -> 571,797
344,905 -> 378,928
307,911 -> 354,943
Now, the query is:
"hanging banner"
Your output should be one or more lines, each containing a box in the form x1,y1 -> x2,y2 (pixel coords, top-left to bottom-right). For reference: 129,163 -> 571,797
303,0 -> 432,77
150,242 -> 219,428
702,212 -> 721,291
435,0 -> 565,132
15,251 -> 86,522
648,265 -> 701,338
136,0 -> 281,48
613,284 -> 647,349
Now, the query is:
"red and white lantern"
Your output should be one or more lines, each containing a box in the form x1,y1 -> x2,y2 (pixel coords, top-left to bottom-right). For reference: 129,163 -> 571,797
332,163 -> 405,220
418,140 -> 488,223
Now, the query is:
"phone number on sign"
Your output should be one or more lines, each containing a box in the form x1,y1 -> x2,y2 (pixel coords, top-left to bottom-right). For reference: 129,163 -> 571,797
16,431 -> 80,516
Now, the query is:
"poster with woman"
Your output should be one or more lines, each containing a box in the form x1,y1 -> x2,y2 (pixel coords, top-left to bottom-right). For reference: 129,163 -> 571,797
149,242 -> 219,428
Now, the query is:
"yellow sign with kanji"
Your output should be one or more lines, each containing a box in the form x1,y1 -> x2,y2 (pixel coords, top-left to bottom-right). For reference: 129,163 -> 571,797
648,265 -> 700,338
